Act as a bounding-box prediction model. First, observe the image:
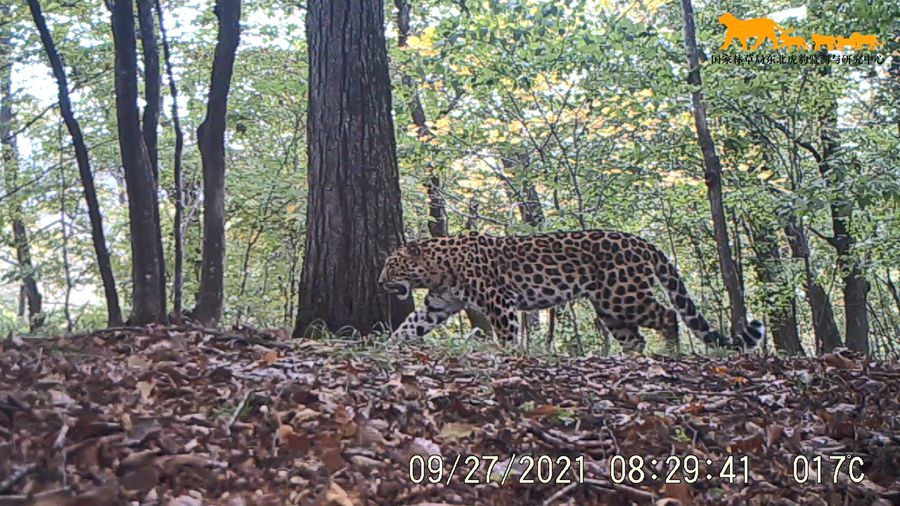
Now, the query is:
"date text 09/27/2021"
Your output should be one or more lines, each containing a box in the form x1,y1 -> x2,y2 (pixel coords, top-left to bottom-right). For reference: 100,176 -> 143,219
408,454 -> 866,486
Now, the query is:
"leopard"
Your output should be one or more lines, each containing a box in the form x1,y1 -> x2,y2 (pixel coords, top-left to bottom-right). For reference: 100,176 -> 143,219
378,230 -> 765,352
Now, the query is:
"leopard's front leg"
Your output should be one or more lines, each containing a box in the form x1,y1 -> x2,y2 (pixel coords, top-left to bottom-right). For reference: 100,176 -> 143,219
390,291 -> 464,341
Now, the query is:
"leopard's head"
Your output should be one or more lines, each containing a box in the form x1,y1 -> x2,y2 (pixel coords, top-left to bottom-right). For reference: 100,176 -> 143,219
379,240 -> 442,300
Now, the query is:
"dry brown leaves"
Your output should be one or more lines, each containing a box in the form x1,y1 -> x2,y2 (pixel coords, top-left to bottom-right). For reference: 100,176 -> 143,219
1,327 -> 898,505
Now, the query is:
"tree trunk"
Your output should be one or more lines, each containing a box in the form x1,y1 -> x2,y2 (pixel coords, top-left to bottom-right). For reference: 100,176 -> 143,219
110,0 -> 166,324
295,0 -> 414,337
59,124 -> 74,333
1,20 -> 44,332
817,75 -> 869,353
155,0 -> 186,316
27,0 -> 123,326
137,0 -> 160,177
394,0 -> 446,239
137,0 -> 167,312
747,222 -> 802,353
394,0 -> 489,336
783,220 -> 842,352
680,0 -> 747,338
194,0 -> 241,326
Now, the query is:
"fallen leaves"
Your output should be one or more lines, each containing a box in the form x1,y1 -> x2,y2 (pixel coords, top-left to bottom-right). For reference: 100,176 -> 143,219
0,327 -> 898,505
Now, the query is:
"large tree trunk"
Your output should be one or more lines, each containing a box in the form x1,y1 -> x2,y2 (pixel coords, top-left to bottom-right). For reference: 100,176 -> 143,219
137,0 -> 167,312
155,0 -> 186,316
27,0 -> 123,326
817,78 -> 869,353
1,18 -> 44,332
110,0 -> 166,324
194,0 -> 241,326
680,0 -> 747,338
747,222 -> 803,354
295,0 -> 414,337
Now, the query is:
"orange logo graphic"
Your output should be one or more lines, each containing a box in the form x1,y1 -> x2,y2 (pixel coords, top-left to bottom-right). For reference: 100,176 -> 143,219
718,13 -> 883,52
719,13 -> 783,51
779,28 -> 808,51
810,33 -> 837,50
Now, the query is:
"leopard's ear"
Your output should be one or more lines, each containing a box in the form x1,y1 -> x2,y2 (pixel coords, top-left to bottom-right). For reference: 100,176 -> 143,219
405,240 -> 422,257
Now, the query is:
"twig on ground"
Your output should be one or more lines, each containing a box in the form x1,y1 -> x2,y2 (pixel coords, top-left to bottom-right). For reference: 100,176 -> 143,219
225,390 -> 254,436
0,463 -> 38,494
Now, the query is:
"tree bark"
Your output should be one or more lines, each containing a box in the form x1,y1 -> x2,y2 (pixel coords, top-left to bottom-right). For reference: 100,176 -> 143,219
137,0 -> 160,177
193,0 -> 241,326
137,0 -> 167,313
59,124 -> 74,332
817,72 -> 868,353
155,0 -> 186,316
1,18 -> 44,332
680,0 -> 747,338
110,0 -> 167,324
27,0 -> 123,326
783,220 -> 842,352
295,0 -> 414,337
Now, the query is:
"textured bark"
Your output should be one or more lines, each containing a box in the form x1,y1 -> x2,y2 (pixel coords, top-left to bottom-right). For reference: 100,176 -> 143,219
27,0 -> 123,326
817,75 -> 869,353
137,0 -> 160,177
784,220 -> 842,352
156,0 -> 186,315
137,0 -> 167,312
194,0 -> 241,325
111,0 -> 166,324
680,0 -> 747,337
1,18 -> 43,332
295,0 -> 414,337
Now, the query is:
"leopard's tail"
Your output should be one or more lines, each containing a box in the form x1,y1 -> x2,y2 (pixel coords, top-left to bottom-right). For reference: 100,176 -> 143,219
650,247 -> 765,350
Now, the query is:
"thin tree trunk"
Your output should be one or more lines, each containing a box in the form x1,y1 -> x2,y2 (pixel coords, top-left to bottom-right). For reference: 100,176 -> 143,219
680,0 -> 747,337
194,0 -> 241,325
295,0 -> 415,336
783,219 -> 842,353
59,123 -> 73,332
746,221 -> 802,354
1,21 -> 43,332
27,0 -> 123,326
137,0 -> 167,312
155,0 -> 186,316
394,0 -> 446,237
137,0 -> 160,177
394,0 -> 489,338
111,0 -> 167,324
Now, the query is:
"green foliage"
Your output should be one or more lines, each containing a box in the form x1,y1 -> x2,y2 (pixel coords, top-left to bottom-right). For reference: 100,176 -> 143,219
1,0 -> 897,356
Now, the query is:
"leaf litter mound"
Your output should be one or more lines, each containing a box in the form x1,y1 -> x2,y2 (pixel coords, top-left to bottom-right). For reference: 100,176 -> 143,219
1,326 -> 898,506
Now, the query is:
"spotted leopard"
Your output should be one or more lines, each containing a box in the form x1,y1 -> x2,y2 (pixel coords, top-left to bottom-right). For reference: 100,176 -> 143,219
378,230 -> 764,352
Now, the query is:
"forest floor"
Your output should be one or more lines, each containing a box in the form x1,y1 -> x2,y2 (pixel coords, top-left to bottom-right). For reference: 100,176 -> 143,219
1,326 -> 899,506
